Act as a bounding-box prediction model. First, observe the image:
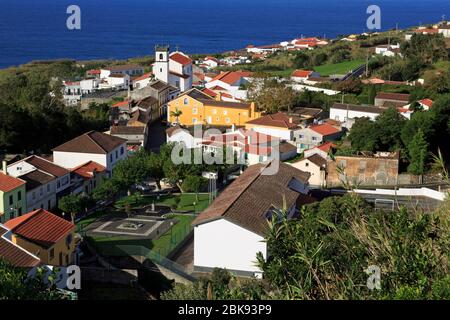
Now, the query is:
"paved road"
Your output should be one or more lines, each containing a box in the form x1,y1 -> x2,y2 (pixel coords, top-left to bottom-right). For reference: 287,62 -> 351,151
145,119 -> 167,153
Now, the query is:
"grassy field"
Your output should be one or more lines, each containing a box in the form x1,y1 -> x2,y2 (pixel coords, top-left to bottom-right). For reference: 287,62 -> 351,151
314,59 -> 365,76
115,193 -> 210,213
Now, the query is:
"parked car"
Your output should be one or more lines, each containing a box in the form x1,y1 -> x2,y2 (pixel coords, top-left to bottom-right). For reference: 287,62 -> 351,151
135,183 -> 154,192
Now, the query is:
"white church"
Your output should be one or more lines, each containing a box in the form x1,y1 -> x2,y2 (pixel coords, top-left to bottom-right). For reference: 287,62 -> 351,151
152,46 -> 193,92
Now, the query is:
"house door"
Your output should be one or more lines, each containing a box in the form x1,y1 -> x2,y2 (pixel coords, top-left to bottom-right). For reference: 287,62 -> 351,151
59,252 -> 63,266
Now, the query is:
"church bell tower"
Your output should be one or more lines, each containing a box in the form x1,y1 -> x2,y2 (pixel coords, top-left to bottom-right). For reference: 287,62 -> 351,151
153,45 -> 170,84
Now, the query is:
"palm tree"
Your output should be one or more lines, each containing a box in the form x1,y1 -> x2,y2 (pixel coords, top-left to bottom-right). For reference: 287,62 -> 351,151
170,108 -> 182,124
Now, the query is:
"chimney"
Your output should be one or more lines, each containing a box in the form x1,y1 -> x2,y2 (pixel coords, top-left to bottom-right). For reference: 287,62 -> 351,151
289,117 -> 293,123
2,160 -> 7,175
250,102 -> 256,118
215,92 -> 222,101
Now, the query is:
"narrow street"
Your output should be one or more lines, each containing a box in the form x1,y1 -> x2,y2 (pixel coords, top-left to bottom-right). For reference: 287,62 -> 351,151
145,119 -> 168,153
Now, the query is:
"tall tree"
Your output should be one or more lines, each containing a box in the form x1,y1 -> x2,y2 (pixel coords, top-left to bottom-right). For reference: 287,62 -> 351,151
407,129 -> 429,175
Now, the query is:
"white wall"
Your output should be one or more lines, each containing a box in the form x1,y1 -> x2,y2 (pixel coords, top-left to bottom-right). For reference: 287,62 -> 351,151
167,131 -> 201,149
26,180 -> 57,212
194,218 -> 266,277
330,108 -> 379,122
291,84 -> 341,96
290,160 -> 324,187
53,143 -> 127,176
248,126 -> 294,141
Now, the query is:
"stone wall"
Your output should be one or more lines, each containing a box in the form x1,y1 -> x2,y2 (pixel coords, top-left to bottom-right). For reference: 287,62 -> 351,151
327,155 -> 399,187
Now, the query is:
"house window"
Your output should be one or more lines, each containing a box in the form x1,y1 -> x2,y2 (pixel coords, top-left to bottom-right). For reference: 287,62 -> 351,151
9,195 -> 13,206
18,191 -> 21,201
115,150 -> 118,158
18,208 -> 22,216
120,146 -> 124,155
110,154 -> 113,162
47,184 -> 50,192
49,248 -> 55,260
223,110 -> 228,115
192,108 -> 198,115
212,109 -> 217,114
159,53 -> 163,60
57,181 -> 61,188
40,188 -> 43,196
192,118 -> 198,124
225,118 -> 231,123
312,137 -> 317,141
305,162 -> 309,167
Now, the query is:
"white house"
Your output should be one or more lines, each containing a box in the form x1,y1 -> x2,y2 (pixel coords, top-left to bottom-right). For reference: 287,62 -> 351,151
200,129 -> 297,166
133,72 -> 153,89
303,141 -> 336,159
52,131 -> 127,178
294,123 -> 342,152
192,161 -> 314,278
7,162 -> 57,212
153,46 -> 193,92
204,71 -> 252,98
166,125 -> 203,149
100,65 -> 144,79
375,43 -> 400,56
291,70 -> 320,83
438,22 -> 450,38
244,112 -> 302,142
103,74 -> 131,90
329,103 -> 386,128
202,56 -> 219,69
289,154 -> 327,188
80,78 -> 100,94
7,156 -> 72,211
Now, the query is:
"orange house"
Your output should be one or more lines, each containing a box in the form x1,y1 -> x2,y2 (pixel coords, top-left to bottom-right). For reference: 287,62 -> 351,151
4,209 -> 77,267
167,88 -> 261,127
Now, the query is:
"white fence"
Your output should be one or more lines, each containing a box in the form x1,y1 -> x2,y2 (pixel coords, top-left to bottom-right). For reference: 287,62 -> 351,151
351,187 -> 447,201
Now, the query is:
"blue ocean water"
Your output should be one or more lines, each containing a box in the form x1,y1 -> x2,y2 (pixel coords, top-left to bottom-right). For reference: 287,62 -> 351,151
0,0 -> 448,69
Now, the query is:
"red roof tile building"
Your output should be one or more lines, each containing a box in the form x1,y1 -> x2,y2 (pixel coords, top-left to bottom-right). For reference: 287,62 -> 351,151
4,209 -> 76,266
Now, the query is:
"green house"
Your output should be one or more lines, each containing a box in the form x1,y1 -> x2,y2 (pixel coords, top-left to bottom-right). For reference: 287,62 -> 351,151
0,171 -> 27,224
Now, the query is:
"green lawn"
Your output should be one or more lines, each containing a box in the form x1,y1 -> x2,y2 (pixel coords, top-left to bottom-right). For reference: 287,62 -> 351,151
314,60 -> 365,76
267,68 -> 295,78
115,193 -> 210,213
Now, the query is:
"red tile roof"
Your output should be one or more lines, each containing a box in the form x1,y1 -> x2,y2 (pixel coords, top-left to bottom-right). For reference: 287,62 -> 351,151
0,172 -> 25,193
205,56 -> 218,62
71,161 -> 106,180
0,226 -> 40,268
112,100 -> 131,108
170,52 -> 192,66
309,124 -> 341,136
4,209 -> 74,248
52,131 -> 127,155
419,98 -> 433,108
22,155 -> 70,177
201,87 -> 217,98
375,92 -> 411,102
317,142 -> 337,152
246,113 -> 300,129
292,70 -> 314,78
133,72 -> 152,82
87,69 -> 101,75
210,71 -> 253,85
192,162 -> 312,236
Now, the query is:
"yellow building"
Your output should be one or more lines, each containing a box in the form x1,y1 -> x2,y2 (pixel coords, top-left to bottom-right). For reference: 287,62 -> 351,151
4,209 -> 77,266
167,88 -> 261,126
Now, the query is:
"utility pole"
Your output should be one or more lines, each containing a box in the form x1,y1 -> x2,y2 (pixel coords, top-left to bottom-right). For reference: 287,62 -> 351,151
365,49 -> 370,77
